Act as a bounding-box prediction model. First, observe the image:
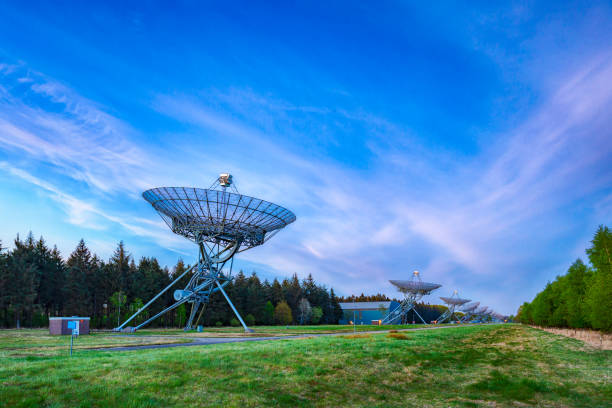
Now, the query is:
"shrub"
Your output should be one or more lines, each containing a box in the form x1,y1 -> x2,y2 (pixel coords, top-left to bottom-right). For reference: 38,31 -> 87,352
311,306 -> 323,324
245,314 -> 256,326
230,318 -> 240,327
274,301 -> 293,325
215,321 -> 223,327
387,333 -> 410,340
343,334 -> 371,339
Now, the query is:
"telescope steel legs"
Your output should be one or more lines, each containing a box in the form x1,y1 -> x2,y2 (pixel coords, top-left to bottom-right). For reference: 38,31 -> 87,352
114,264 -> 196,332
436,305 -> 462,324
382,296 -> 429,325
215,281 -> 253,333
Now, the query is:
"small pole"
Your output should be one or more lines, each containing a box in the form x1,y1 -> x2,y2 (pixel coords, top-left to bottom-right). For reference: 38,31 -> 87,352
70,334 -> 73,357
353,298 -> 356,333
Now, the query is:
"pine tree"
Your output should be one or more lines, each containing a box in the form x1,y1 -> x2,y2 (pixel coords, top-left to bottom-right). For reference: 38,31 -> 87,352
329,288 -> 343,324
246,273 -> 264,324
7,254 -> 38,328
0,241 -> 9,327
282,274 -> 302,322
229,271 -> 248,318
263,301 -> 274,325
270,278 -> 283,305
9,234 -> 40,327
64,240 -> 94,316
109,241 -> 133,298
48,246 -> 66,316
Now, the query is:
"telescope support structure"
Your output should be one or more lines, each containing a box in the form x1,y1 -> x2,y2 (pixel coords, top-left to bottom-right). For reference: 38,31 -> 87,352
382,294 -> 427,325
436,305 -> 460,324
460,312 -> 473,323
114,237 -> 252,333
382,271 -> 442,325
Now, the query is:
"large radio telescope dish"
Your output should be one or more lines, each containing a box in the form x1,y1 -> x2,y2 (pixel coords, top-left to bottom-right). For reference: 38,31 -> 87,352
143,186 -> 295,250
116,173 -> 296,333
461,301 -> 480,313
389,274 -> 442,295
475,306 -> 489,315
440,290 -> 471,306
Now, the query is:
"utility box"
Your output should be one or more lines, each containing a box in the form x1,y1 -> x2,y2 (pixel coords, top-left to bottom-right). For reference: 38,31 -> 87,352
49,317 -> 90,335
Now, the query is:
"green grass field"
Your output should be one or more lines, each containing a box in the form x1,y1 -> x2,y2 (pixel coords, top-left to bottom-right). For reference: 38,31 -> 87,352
133,323 -> 433,337
0,330 -> 192,357
1,324 -> 610,407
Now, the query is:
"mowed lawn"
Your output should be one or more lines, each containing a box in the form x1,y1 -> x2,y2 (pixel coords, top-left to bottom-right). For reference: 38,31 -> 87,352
134,323 -> 431,337
0,330 -> 192,357
1,325 -> 610,407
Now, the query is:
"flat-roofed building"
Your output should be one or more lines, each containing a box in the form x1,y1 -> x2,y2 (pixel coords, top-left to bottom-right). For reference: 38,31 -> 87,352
49,317 -> 90,335
339,301 -> 400,325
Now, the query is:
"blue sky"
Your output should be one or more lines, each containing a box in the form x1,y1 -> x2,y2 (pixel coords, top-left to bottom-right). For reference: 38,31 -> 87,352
0,1 -> 611,315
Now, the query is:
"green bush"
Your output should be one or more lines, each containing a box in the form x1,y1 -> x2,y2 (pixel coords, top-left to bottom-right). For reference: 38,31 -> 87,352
311,306 -> 323,324
230,318 -> 240,327
215,321 -> 223,327
274,301 -> 293,325
245,314 -> 256,326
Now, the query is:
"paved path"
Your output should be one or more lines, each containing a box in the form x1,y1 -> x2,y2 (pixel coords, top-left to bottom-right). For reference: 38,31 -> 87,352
98,323 -> 489,352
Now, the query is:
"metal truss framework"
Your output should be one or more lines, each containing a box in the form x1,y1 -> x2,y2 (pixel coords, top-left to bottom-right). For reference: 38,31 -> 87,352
437,290 -> 471,324
114,174 -> 295,333
115,238 -> 251,332
382,270 -> 442,325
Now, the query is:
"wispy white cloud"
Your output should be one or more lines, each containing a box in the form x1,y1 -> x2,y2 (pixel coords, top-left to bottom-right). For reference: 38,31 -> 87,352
0,65 -> 191,255
0,65 -> 158,196
0,161 -> 190,254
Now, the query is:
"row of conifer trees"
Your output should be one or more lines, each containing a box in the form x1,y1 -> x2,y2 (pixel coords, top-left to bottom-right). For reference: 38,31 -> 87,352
0,233 -> 344,329
516,226 -> 612,332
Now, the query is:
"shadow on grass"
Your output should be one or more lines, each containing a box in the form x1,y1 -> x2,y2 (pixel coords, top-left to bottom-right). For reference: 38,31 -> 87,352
468,369 -> 549,401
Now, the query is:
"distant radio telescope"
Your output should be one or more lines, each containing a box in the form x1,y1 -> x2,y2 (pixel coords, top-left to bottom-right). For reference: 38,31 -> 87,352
436,290 -> 470,324
459,301 -> 480,323
382,270 -> 442,325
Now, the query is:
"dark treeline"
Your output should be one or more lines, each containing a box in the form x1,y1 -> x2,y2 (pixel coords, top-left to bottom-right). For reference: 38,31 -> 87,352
0,233 -> 344,329
337,293 -> 391,302
517,226 -> 612,332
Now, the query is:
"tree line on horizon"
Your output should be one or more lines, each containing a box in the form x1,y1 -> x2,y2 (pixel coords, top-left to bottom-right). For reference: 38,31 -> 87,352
516,225 -> 612,332
0,233 -> 344,329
